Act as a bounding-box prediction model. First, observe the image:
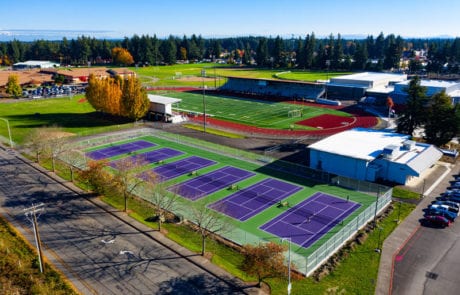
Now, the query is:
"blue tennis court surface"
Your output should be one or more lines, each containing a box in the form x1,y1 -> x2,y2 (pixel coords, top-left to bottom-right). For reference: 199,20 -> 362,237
209,178 -> 303,221
169,166 -> 255,201
110,148 -> 184,168
151,156 -> 216,181
260,192 -> 361,248
87,140 -> 156,160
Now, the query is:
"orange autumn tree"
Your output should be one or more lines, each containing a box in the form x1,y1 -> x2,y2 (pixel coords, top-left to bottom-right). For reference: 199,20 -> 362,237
111,47 -> 134,66
120,75 -> 150,121
86,74 -> 122,116
241,242 -> 288,287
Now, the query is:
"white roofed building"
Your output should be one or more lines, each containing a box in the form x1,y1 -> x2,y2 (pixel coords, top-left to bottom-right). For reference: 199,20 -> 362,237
309,128 -> 442,185
147,94 -> 185,123
392,79 -> 460,105
326,72 -> 407,100
13,60 -> 60,70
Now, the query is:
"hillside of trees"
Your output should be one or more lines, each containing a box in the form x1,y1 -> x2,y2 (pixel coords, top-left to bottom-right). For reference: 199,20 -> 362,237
1,33 -> 460,74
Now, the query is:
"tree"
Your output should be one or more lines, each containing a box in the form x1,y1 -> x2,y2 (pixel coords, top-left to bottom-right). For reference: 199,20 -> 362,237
6,74 -> 22,98
120,76 -> 150,121
59,149 -> 86,183
189,200 -> 232,256
42,127 -> 73,172
144,177 -> 181,232
256,38 -> 269,67
396,76 -> 428,136
79,160 -> 112,195
86,75 -> 122,116
111,47 -> 134,66
424,91 -> 459,146
24,128 -> 52,163
240,242 -> 287,287
111,156 -> 147,212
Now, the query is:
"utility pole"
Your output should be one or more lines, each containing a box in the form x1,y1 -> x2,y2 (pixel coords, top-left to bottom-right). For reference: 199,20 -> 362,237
201,69 -> 207,133
24,203 -> 45,273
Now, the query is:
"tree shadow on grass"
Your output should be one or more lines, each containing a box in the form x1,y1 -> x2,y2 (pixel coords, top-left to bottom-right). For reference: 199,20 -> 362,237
9,112 -> 132,129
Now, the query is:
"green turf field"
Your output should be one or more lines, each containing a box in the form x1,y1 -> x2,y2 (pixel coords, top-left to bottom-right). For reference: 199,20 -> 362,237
131,63 -> 349,87
160,91 -> 351,130
84,134 -> 378,263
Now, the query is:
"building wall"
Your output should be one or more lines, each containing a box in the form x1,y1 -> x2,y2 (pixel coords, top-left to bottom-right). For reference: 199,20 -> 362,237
309,150 -> 368,180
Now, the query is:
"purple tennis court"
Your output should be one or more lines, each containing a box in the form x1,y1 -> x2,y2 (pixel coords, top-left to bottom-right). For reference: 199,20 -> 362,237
209,178 -> 303,221
86,140 -> 156,160
151,156 -> 216,181
260,192 -> 361,248
110,148 -> 184,168
169,166 -> 255,201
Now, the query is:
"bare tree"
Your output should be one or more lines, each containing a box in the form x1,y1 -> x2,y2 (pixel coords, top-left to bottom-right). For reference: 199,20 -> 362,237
24,128 -> 51,163
111,155 -> 148,212
189,200 -> 233,256
143,175 -> 181,232
59,149 -> 87,182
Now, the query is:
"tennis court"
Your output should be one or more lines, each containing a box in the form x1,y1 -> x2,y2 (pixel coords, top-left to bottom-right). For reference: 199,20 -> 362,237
86,140 -> 156,160
209,178 -> 303,221
150,156 -> 216,181
110,147 -> 183,167
169,166 -> 255,201
260,192 -> 361,248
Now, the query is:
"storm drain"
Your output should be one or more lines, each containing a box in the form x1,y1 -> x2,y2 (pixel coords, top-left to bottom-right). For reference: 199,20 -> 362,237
426,271 -> 439,280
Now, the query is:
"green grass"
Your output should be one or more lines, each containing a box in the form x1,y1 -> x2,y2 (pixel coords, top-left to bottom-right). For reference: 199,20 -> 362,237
131,64 -> 350,88
161,91 -> 350,130
0,215 -> 78,294
182,123 -> 245,138
392,186 -> 422,200
0,96 -> 136,144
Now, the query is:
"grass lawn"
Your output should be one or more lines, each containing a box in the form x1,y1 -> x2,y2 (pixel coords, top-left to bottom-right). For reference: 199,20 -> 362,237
161,91 -> 351,130
0,96 -> 136,145
0,215 -> 78,294
131,63 -> 350,88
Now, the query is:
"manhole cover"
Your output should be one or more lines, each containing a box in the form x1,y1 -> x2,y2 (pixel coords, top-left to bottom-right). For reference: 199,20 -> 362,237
426,271 -> 439,280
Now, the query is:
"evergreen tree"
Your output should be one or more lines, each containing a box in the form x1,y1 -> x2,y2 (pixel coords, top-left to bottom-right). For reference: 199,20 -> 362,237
424,91 -> 459,146
332,33 -> 343,69
256,37 -> 269,67
160,35 -> 177,64
305,33 -> 316,69
295,37 -> 305,69
353,42 -> 368,70
396,76 -> 429,136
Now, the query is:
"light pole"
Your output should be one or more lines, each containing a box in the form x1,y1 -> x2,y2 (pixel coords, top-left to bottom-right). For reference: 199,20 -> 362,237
281,237 -> 292,295
201,69 -> 207,133
0,117 -> 13,148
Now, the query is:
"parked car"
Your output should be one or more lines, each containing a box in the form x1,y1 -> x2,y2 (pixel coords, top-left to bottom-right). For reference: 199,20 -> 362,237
432,200 -> 460,212
428,204 -> 459,215
425,208 -> 457,221
438,194 -> 460,203
423,215 -> 451,228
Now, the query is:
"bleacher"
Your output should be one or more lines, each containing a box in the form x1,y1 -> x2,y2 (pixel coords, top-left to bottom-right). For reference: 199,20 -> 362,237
220,77 -> 325,100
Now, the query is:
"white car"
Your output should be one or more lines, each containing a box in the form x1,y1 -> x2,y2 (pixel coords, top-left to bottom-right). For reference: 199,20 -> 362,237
429,204 -> 459,216
432,201 -> 459,213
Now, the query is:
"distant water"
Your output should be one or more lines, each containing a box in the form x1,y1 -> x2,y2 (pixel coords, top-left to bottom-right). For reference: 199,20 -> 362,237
0,29 -> 122,41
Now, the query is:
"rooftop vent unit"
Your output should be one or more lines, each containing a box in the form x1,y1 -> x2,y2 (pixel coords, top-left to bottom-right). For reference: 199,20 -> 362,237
382,144 -> 399,159
402,140 -> 415,151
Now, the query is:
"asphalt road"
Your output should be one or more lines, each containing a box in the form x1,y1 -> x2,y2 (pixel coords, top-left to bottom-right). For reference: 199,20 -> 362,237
0,147 -> 248,295
391,163 -> 460,295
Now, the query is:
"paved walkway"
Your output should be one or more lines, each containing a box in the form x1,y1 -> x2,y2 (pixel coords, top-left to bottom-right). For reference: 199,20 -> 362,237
375,160 -> 458,295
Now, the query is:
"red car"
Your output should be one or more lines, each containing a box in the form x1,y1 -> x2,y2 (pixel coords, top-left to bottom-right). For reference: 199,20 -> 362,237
423,215 -> 451,228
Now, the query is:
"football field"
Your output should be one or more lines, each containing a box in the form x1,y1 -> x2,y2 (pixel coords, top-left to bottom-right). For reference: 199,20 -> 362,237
161,91 -> 351,130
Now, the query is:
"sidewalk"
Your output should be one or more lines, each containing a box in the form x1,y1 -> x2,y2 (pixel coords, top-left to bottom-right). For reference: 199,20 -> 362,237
375,161 -> 457,295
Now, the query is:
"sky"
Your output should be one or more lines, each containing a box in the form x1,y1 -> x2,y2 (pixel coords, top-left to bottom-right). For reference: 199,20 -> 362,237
1,0 -> 459,39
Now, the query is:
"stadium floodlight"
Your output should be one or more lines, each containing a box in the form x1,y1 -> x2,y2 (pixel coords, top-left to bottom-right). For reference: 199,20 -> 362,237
201,69 -> 207,133
281,237 -> 292,295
